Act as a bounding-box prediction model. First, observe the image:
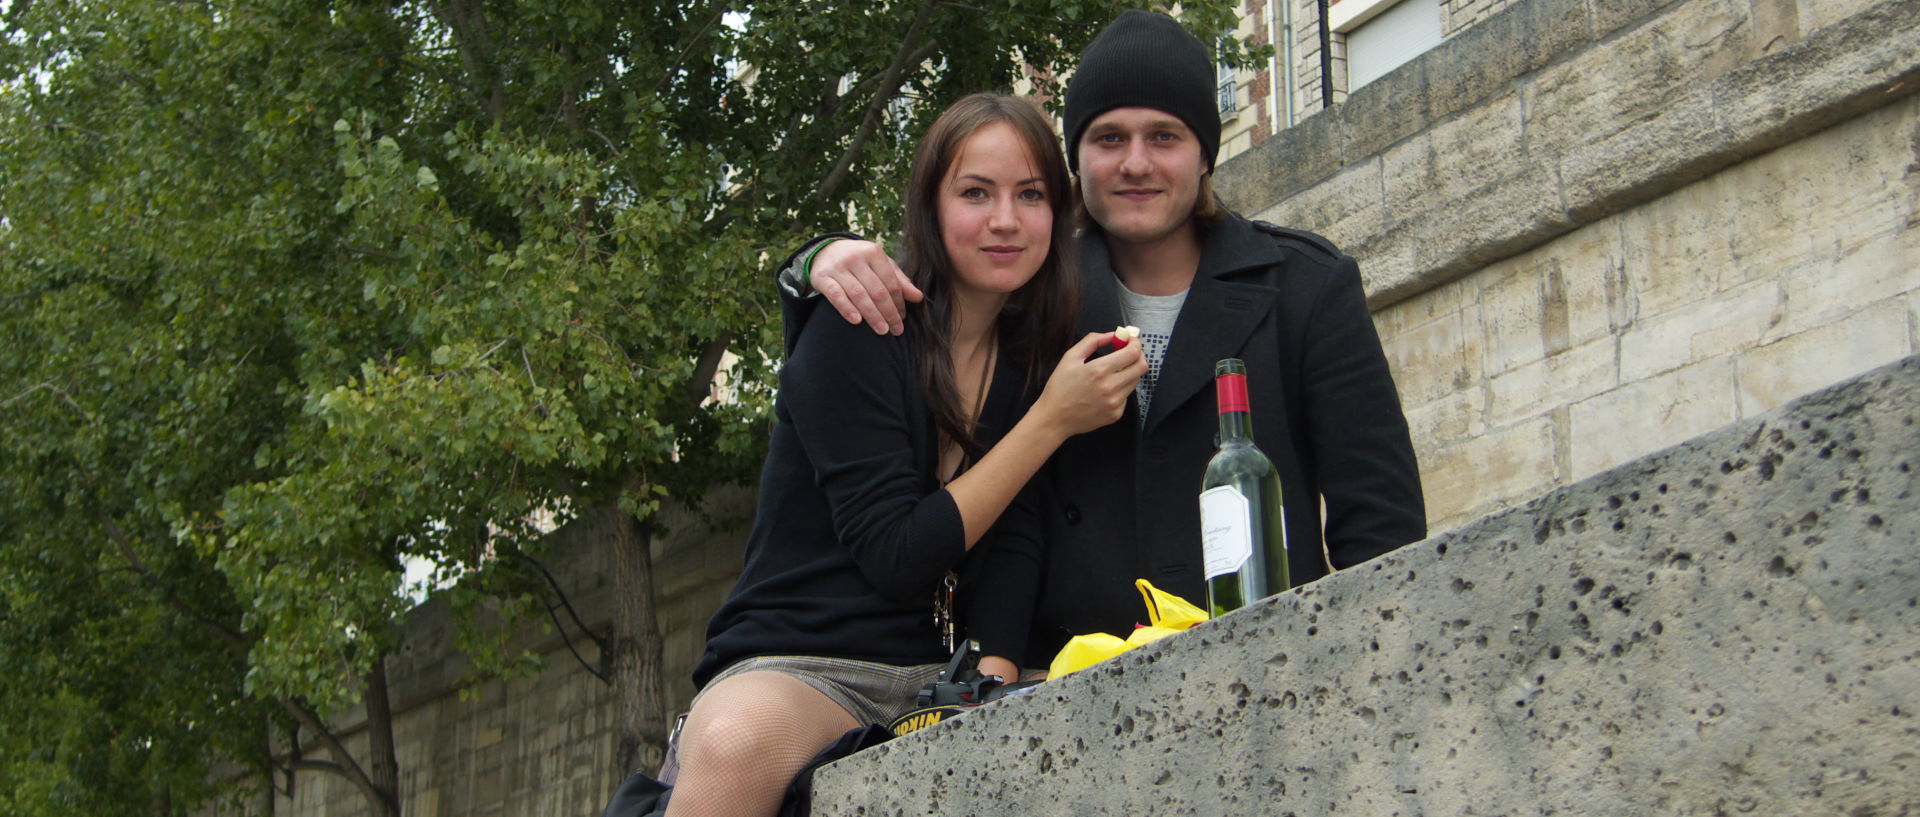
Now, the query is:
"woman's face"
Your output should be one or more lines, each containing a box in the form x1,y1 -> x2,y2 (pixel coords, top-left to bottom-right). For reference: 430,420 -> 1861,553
937,120 -> 1053,300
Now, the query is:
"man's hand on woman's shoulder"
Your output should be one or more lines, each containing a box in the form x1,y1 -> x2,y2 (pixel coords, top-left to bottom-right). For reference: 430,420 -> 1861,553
811,239 -> 922,335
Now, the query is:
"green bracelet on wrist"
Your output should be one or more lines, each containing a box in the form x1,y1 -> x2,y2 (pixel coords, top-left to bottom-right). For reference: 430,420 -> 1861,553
799,238 -> 839,286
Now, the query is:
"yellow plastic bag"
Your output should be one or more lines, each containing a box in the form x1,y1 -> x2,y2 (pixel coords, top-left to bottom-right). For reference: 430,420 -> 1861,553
1047,580 -> 1210,679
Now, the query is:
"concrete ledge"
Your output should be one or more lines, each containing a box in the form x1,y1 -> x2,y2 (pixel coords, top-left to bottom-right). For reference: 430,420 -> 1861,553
1216,0 -> 1920,310
814,356 -> 1920,815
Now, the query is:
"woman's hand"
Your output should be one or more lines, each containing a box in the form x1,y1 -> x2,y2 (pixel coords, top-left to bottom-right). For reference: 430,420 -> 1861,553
945,333 -> 1143,547
1030,332 -> 1147,438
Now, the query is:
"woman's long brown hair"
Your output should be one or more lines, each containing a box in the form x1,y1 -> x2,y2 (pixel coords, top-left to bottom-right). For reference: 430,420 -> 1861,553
900,93 -> 1079,466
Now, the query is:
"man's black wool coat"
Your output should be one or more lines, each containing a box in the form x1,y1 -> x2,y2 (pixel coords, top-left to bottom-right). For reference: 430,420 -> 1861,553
1016,212 -> 1425,666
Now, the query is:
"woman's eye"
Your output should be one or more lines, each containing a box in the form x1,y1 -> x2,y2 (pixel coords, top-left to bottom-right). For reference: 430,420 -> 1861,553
960,187 -> 988,200
1019,189 -> 1045,202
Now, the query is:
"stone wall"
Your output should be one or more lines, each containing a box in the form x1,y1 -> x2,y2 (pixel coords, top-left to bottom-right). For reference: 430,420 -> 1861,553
218,488 -> 752,817
813,355 -> 1920,817
1218,0 -> 1920,533
1438,0 -> 1521,35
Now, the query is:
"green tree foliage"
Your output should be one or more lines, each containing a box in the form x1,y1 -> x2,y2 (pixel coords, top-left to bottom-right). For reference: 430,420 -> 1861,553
1,0 -> 1258,813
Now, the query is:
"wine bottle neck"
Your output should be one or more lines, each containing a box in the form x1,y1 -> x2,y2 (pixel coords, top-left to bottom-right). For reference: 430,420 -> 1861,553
1215,371 -> 1255,444
1217,410 -> 1254,444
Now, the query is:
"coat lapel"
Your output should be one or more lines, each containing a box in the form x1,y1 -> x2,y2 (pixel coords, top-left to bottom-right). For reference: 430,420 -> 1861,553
1142,219 -> 1281,434
1076,234 -> 1143,428
1075,234 -> 1125,335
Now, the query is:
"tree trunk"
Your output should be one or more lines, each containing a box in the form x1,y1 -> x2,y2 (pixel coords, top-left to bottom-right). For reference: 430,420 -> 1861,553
606,506 -> 669,776
261,724 -> 279,817
364,655 -> 402,817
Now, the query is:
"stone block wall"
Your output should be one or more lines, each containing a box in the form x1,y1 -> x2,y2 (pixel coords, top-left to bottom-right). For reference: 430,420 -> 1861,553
216,488 -> 752,817
1293,0 -> 1346,119
1438,0 -> 1520,36
813,356 -> 1920,816
1218,0 -> 1920,534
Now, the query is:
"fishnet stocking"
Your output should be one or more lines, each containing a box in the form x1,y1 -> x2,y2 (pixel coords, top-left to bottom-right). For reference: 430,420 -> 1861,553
664,670 -> 861,817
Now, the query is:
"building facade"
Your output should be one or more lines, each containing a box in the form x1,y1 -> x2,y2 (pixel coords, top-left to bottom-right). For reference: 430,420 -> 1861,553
1216,0 -> 1525,164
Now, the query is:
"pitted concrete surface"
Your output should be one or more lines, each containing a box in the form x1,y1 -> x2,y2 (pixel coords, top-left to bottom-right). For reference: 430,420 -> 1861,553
813,359 -> 1920,815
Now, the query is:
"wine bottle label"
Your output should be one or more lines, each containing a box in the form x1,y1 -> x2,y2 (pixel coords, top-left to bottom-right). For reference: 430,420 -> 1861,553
1199,485 -> 1254,579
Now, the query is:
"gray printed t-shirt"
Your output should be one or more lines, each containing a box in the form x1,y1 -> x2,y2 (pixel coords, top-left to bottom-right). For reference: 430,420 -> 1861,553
1115,281 -> 1188,426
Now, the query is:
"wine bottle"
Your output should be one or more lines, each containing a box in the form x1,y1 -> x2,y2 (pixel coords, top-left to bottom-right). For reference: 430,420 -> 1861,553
1198,358 -> 1289,616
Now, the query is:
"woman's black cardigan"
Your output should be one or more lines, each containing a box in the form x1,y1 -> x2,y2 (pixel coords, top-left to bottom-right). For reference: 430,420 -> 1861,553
692,313 -> 1042,687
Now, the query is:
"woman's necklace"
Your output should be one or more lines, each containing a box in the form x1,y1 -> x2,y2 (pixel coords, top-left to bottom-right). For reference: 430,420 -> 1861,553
935,330 -> 994,653
939,332 -> 996,484
965,332 -> 998,435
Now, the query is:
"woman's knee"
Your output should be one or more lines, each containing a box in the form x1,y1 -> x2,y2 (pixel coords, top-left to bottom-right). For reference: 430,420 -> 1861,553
678,677 -> 847,774
680,707 -> 782,771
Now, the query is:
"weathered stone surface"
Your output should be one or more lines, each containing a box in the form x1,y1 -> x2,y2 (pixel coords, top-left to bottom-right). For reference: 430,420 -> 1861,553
1486,335 -> 1615,427
1616,279 -> 1781,383
1361,162 -> 1573,306
1568,357 -> 1738,476
1259,157 -> 1384,253
1380,92 -> 1526,227
1560,0 -> 1920,225
1417,412 -> 1561,531
1427,0 -> 1589,117
1378,299 -> 1478,407
1794,0 -> 1896,48
1736,302 -> 1915,418
1586,0 -> 1683,39
1216,100 -> 1349,216
1379,88 -> 1919,529
1333,55 -> 1435,166
1224,0 -> 1920,312
814,356 -> 1920,816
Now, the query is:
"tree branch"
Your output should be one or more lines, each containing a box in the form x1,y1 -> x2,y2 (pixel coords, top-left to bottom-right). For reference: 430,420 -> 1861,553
652,4 -> 730,98
835,40 -> 936,118
1,381 -> 90,417
340,242 -> 404,261
805,0 -> 941,215
93,508 -> 249,648
431,0 -> 503,125
277,697 -> 387,813
683,335 -> 733,406
288,759 -> 348,775
509,548 -> 611,684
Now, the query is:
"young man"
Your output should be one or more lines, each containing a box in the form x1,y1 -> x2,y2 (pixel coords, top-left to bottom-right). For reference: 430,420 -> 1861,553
779,10 -> 1425,669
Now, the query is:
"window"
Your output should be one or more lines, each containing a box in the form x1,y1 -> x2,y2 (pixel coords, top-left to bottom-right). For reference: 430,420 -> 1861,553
1217,61 -> 1239,119
1336,0 -> 1444,91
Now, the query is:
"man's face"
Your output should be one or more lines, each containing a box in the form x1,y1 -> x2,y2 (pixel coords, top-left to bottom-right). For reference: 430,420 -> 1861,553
1076,107 -> 1205,247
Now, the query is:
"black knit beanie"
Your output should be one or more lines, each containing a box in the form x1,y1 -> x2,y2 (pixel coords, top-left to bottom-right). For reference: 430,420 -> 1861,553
1063,9 -> 1221,173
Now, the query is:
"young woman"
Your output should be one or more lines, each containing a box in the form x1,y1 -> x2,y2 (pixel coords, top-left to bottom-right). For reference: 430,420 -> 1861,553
665,93 -> 1147,817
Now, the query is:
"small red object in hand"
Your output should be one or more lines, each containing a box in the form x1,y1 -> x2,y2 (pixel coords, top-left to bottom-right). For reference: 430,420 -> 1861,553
1107,325 -> 1140,350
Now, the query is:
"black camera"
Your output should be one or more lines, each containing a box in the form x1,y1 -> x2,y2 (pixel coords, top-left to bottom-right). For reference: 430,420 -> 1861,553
888,640 -> 1040,736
